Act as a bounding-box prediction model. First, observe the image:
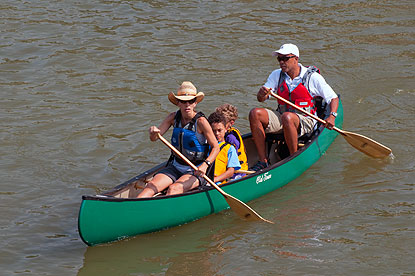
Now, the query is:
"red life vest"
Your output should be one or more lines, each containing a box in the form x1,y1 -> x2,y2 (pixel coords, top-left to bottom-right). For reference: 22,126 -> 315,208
276,66 -> 319,115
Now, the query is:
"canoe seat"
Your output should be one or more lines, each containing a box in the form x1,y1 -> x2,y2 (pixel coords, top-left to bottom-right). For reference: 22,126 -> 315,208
265,133 -> 288,162
265,96 -> 330,163
266,131 -> 314,163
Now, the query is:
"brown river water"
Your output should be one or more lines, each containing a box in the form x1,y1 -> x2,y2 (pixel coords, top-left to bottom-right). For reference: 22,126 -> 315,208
1,0 -> 414,275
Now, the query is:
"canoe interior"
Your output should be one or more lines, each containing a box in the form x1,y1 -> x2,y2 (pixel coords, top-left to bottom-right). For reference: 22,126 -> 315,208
96,96 -> 334,200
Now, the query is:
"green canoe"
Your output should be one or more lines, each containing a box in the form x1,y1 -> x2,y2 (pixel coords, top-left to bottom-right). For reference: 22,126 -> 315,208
78,98 -> 343,246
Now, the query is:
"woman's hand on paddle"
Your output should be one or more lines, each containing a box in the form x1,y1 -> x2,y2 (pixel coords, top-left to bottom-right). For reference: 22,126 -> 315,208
194,162 -> 208,178
149,112 -> 176,141
149,126 -> 161,141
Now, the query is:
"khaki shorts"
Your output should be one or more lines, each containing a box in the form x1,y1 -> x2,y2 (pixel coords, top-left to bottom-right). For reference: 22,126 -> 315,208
265,109 -> 316,137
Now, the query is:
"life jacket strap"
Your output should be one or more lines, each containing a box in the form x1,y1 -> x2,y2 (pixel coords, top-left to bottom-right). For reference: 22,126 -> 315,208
174,110 -> 206,130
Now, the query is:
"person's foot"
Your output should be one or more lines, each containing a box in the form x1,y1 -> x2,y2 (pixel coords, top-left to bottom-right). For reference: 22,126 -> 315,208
249,160 -> 269,172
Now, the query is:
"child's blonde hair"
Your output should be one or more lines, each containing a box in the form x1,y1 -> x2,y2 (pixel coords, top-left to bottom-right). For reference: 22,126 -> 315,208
215,104 -> 238,124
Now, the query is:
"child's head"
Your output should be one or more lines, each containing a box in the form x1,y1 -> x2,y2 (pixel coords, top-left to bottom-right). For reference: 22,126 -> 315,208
208,112 -> 227,142
215,104 -> 238,129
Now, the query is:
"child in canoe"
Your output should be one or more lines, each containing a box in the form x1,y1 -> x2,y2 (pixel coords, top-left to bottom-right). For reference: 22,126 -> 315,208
207,111 -> 241,184
215,104 -> 248,178
138,81 -> 219,197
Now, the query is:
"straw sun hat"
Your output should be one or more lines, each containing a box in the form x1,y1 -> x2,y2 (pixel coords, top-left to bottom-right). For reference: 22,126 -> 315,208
168,81 -> 205,105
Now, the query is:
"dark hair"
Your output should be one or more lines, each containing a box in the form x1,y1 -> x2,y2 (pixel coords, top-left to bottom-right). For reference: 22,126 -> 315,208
207,111 -> 227,126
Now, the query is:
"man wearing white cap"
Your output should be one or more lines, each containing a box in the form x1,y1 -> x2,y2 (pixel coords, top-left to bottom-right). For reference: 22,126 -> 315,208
248,43 -> 339,171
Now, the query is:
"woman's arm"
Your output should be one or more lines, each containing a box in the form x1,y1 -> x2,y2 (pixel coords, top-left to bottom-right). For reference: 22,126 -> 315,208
149,112 -> 176,141
196,117 -> 219,175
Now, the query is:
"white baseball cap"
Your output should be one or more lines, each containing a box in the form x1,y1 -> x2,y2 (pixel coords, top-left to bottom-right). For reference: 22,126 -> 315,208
272,43 -> 300,57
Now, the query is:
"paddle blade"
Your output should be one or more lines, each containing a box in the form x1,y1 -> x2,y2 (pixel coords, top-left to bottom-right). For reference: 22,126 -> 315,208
341,130 -> 392,158
224,194 -> 274,224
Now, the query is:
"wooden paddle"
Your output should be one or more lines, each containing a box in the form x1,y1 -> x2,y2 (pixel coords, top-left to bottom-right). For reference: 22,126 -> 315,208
236,169 -> 255,175
157,133 -> 273,224
268,90 -> 392,158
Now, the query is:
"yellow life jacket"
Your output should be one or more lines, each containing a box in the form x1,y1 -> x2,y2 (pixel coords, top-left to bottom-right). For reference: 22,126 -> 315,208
226,127 -> 248,171
214,142 -> 232,184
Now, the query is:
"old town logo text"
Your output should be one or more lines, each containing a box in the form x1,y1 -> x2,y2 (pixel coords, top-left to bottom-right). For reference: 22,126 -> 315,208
256,172 -> 272,184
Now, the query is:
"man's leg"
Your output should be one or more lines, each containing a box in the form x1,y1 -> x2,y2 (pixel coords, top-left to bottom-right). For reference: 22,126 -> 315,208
281,112 -> 300,155
249,107 -> 269,163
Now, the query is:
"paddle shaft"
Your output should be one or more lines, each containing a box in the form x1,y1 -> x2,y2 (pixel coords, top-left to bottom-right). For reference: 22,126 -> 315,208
156,133 -> 273,223
235,169 -> 255,175
268,90 -> 392,158
268,90 -> 344,133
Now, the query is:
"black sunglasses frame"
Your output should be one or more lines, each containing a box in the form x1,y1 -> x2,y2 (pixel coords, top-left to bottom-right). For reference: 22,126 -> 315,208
277,55 -> 297,62
178,98 -> 196,104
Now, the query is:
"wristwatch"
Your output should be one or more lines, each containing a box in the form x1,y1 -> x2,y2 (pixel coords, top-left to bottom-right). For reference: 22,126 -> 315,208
204,160 -> 212,166
330,112 -> 337,118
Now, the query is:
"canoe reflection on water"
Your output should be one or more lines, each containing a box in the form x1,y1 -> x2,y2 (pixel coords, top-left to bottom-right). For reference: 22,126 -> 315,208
77,218 -> 226,276
78,98 -> 343,246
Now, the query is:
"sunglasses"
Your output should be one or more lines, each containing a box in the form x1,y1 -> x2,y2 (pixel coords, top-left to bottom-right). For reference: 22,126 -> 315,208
178,98 -> 196,104
277,55 -> 296,62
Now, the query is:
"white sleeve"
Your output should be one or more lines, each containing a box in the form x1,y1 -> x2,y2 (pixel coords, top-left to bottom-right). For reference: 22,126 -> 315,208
308,73 -> 338,104
264,69 -> 281,90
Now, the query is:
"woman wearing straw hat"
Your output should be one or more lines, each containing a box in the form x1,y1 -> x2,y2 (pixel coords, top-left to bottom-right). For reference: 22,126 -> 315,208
138,81 -> 220,198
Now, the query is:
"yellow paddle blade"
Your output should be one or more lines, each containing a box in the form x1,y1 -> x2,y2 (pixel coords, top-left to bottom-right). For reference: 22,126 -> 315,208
224,194 -> 274,224
341,130 -> 392,158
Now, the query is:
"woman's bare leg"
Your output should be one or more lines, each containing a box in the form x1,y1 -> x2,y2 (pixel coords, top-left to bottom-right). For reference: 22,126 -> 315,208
167,174 -> 200,195
137,173 -> 173,198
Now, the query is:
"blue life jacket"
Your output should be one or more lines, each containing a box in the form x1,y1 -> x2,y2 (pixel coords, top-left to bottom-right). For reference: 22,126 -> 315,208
171,111 -> 209,165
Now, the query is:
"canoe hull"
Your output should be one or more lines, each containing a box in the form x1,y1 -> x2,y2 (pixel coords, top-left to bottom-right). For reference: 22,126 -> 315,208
79,100 -> 343,246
